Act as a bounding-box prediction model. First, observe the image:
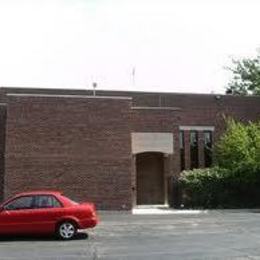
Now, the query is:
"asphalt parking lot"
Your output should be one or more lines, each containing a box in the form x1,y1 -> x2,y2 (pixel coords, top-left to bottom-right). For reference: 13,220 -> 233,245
1,210 -> 260,259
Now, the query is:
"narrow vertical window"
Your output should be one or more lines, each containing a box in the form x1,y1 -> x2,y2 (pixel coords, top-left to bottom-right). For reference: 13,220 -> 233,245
190,131 -> 199,169
179,131 -> 185,171
204,131 -> 213,167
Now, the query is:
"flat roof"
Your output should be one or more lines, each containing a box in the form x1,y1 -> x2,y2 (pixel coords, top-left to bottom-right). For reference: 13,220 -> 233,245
6,93 -> 132,100
2,86 -> 260,99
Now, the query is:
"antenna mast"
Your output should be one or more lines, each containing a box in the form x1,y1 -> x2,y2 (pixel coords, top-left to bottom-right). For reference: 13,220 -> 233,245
92,82 -> 97,96
132,67 -> 136,87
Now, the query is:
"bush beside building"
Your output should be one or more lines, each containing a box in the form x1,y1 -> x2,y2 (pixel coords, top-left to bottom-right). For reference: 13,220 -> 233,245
179,120 -> 260,208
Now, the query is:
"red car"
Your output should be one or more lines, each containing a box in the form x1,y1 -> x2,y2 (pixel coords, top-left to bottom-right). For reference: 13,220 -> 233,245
0,191 -> 98,240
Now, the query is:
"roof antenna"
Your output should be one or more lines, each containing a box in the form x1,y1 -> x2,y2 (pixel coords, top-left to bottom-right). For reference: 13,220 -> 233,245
92,82 -> 97,96
132,67 -> 136,87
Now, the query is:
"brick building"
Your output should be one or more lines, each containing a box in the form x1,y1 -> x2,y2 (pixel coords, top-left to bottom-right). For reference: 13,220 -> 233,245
0,87 -> 259,210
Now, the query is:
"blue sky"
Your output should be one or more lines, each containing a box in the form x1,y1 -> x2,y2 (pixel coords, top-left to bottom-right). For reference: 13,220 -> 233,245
0,0 -> 259,93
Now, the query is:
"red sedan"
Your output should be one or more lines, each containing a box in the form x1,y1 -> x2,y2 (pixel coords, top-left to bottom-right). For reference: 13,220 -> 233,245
0,191 -> 98,240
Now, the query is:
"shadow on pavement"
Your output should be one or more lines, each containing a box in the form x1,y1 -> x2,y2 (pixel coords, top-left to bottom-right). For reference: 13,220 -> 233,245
0,232 -> 89,242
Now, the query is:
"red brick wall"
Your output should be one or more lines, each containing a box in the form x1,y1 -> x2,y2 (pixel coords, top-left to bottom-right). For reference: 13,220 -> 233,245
3,88 -> 259,139
2,88 -> 260,129
130,92 -> 260,170
4,95 -> 133,210
1,88 -> 260,209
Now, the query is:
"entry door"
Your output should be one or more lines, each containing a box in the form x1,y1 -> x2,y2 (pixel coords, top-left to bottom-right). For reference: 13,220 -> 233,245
136,152 -> 164,205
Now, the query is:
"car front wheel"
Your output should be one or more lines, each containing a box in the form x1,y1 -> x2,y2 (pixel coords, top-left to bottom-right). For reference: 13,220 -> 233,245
57,221 -> 77,240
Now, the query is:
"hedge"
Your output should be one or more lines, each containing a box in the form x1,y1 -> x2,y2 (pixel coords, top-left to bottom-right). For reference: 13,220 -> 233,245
179,167 -> 260,208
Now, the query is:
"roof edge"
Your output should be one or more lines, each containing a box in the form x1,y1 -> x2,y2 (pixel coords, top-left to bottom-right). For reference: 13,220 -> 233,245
6,93 -> 132,100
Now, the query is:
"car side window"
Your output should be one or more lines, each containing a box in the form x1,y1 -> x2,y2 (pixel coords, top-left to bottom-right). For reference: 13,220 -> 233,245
34,195 -> 62,209
4,196 -> 34,210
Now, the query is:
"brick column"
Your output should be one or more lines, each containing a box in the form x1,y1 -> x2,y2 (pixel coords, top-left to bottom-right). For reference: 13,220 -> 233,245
198,131 -> 205,168
172,126 -> 181,176
184,130 -> 190,170
0,106 -> 6,202
164,154 -> 174,206
171,127 -> 181,207
131,155 -> 137,208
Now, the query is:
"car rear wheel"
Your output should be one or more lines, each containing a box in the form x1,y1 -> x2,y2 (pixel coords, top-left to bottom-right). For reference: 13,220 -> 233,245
57,221 -> 77,240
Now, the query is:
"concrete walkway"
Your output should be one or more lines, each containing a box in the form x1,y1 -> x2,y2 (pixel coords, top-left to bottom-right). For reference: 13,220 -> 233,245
132,207 -> 207,215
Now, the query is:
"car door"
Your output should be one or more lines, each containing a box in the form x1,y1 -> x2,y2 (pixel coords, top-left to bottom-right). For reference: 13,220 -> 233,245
0,196 -> 34,234
27,195 -> 64,234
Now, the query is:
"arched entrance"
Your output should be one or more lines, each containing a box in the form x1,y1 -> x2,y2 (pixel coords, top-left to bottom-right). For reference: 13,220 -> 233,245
136,152 -> 165,205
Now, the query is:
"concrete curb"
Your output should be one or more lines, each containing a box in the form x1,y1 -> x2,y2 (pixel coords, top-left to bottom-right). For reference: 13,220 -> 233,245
97,208 -> 260,215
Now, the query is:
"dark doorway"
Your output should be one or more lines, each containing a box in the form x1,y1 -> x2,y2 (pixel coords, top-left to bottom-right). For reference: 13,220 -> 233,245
136,152 -> 165,205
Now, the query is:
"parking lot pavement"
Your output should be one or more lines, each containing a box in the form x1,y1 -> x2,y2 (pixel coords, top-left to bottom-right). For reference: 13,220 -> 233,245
1,210 -> 260,259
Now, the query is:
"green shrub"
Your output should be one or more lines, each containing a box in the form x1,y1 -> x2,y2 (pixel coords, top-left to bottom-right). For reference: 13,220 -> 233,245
178,120 -> 260,209
179,167 -> 260,208
179,167 -> 226,208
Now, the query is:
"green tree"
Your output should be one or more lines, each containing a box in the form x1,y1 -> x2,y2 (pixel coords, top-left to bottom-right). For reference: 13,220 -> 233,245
215,119 -> 260,176
226,54 -> 260,95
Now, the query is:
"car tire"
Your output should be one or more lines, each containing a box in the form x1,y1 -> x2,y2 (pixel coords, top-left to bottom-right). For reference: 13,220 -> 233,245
56,221 -> 77,240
